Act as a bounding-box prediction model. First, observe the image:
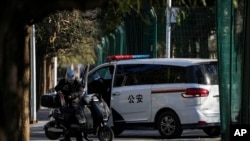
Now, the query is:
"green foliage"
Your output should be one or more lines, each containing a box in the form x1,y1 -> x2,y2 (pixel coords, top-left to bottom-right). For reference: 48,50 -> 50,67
35,0 -> 217,65
36,9 -> 103,65
57,37 -> 96,65
100,0 -> 213,34
100,0 -> 144,34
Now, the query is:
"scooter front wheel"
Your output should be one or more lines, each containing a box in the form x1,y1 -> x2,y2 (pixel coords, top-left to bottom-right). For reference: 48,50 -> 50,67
44,121 -> 61,140
98,125 -> 114,141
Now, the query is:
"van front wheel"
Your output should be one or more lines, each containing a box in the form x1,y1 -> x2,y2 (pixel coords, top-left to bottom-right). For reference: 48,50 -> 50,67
157,111 -> 182,139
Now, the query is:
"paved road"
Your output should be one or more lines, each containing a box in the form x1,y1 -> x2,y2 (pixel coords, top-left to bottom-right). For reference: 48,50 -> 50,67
30,108 -> 221,141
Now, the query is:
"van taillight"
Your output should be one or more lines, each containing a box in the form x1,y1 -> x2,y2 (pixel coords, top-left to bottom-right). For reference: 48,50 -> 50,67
198,121 -> 207,125
182,88 -> 209,98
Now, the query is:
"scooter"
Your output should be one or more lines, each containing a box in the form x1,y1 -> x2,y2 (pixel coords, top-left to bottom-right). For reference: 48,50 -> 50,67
41,64 -> 114,141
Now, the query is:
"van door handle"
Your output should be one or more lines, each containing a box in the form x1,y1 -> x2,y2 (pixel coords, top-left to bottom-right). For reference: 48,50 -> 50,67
112,92 -> 120,96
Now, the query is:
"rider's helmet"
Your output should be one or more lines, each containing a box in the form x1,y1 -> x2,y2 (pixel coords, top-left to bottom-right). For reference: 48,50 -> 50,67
65,69 -> 75,84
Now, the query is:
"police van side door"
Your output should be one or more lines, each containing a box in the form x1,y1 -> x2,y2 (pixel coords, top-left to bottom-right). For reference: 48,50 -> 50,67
111,64 -> 152,122
88,64 -> 114,107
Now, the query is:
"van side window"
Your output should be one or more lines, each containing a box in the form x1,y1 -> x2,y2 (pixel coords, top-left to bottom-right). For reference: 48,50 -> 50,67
149,65 -> 187,84
170,66 -> 187,83
114,64 -> 154,86
88,66 -> 113,82
88,65 -> 114,93
114,64 -> 187,86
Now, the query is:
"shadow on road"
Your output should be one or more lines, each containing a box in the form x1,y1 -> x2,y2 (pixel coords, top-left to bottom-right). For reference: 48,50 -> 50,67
30,108 -> 221,141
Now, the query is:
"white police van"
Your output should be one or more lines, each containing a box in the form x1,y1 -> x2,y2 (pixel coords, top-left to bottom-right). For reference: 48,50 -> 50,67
87,55 -> 220,138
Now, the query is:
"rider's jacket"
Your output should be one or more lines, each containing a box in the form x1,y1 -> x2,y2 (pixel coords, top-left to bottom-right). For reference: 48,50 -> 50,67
55,79 -> 84,107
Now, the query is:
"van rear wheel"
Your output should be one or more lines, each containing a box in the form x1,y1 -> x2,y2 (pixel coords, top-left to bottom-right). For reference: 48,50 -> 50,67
157,111 -> 182,138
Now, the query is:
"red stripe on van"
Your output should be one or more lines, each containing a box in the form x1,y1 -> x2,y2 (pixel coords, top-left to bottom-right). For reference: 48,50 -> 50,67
151,88 -> 186,94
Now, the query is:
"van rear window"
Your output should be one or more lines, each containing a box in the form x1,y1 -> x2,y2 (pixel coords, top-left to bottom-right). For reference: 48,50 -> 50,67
190,62 -> 218,85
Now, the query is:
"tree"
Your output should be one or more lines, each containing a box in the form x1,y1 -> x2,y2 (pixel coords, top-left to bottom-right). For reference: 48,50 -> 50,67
36,9 -> 103,98
0,1 -> 107,141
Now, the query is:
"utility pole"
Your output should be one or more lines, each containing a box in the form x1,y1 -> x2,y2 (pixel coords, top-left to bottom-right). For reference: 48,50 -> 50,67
30,24 -> 37,123
54,57 -> 57,87
165,0 -> 172,58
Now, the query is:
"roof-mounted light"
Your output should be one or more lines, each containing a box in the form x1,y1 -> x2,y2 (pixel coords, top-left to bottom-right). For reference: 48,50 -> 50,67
106,54 -> 150,61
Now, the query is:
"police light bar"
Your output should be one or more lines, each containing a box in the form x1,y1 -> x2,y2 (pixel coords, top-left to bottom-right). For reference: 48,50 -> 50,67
106,54 -> 150,61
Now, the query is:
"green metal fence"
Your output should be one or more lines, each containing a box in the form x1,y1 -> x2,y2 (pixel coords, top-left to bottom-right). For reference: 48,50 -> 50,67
96,6 -> 216,64
96,7 -> 157,65
217,0 -> 250,140
171,7 -> 215,58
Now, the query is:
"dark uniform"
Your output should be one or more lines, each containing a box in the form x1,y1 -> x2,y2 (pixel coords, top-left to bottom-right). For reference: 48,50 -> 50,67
55,71 -> 91,141
55,78 -> 83,107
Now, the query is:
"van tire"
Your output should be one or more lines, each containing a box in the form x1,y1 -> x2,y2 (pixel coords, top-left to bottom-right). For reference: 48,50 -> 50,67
157,111 -> 182,138
203,126 -> 220,137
